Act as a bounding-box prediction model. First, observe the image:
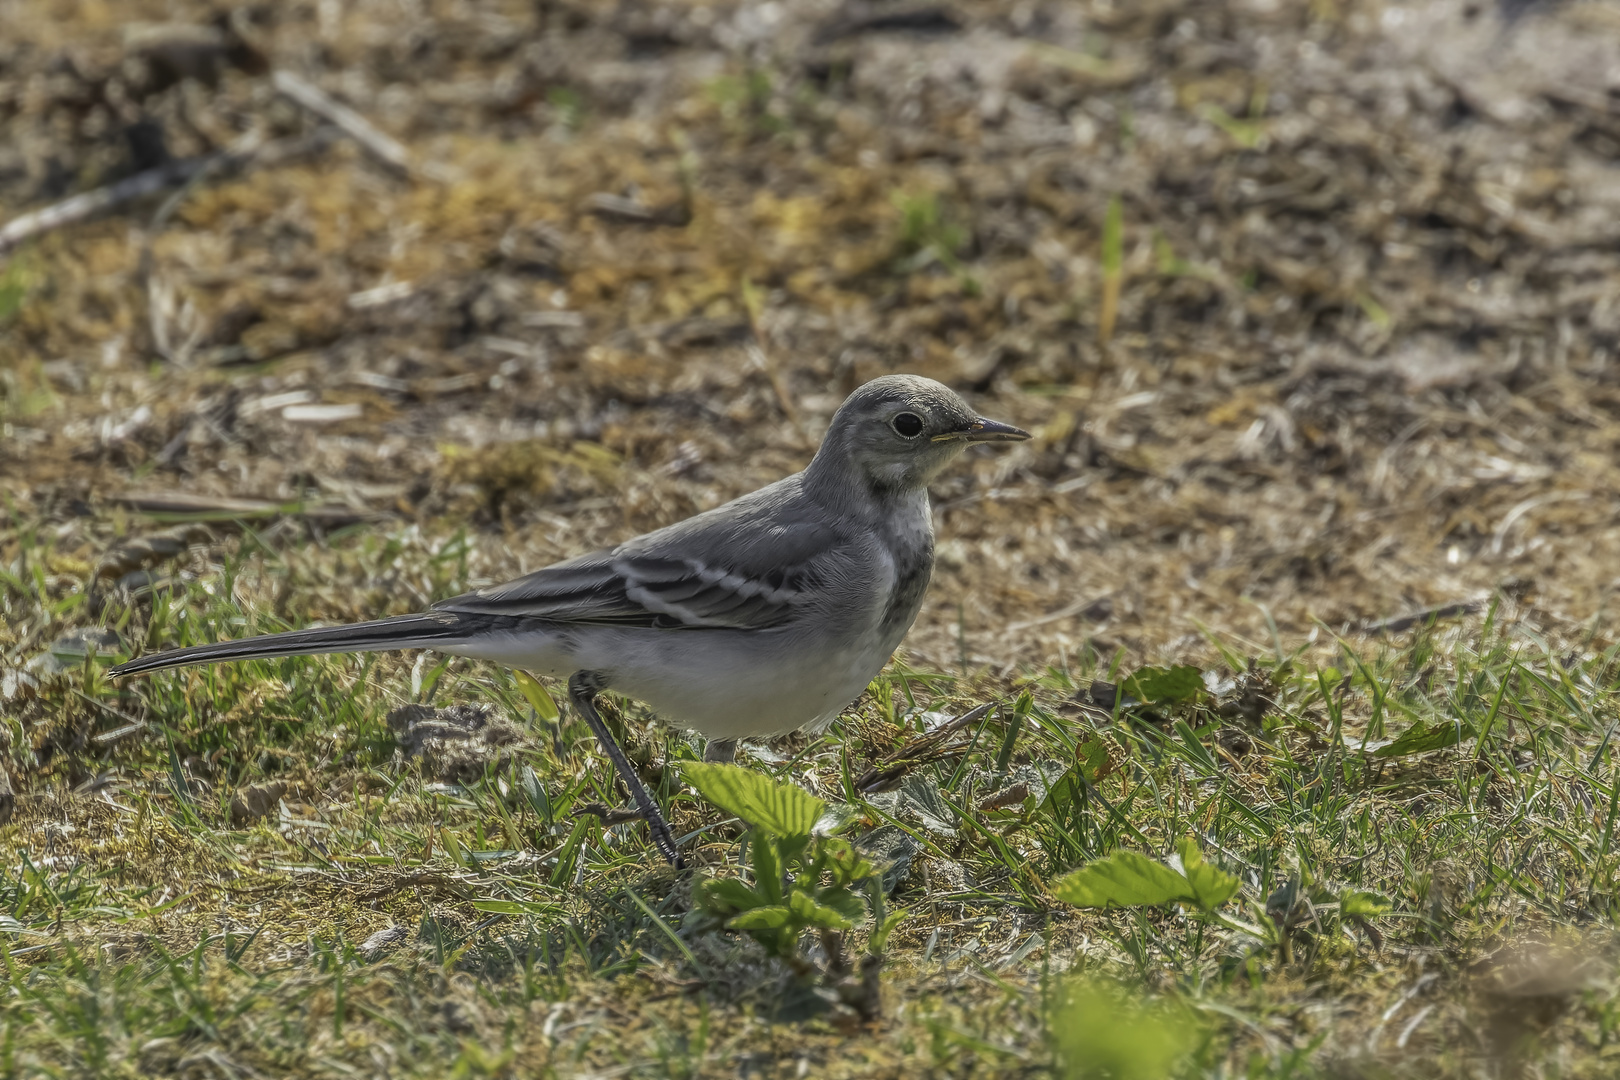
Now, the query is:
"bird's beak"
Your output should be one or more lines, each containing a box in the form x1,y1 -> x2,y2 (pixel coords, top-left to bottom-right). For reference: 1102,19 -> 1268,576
934,418 -> 1032,444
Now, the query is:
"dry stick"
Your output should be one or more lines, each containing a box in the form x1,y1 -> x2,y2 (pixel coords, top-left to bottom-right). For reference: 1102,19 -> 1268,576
1,73 -> 423,261
1005,592 -> 1115,633
0,124 -> 301,262
1357,600 -> 1484,636
271,70 -> 415,177
0,157 -> 210,258
110,491 -> 382,527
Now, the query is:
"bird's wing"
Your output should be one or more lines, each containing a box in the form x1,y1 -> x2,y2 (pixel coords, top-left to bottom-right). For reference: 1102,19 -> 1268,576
432,480 -> 852,630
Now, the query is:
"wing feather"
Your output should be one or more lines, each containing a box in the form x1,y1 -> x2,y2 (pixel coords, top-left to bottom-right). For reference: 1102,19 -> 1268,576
431,476 -> 850,631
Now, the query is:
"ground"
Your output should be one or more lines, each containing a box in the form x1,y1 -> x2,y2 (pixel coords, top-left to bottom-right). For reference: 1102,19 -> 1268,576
5,0 -> 1620,1076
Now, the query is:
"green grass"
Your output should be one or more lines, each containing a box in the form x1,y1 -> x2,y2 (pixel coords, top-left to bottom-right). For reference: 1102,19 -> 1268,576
5,513 -> 1620,1077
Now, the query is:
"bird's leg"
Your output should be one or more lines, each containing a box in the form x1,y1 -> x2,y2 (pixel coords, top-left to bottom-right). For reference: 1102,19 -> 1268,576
566,670 -> 684,869
703,738 -> 738,764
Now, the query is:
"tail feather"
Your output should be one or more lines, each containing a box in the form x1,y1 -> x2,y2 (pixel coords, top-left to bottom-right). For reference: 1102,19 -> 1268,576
107,611 -> 482,678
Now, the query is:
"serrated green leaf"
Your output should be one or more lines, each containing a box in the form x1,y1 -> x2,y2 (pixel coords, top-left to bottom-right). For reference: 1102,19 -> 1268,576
752,835 -> 783,904
1050,850 -> 1193,908
824,838 -> 875,881
789,889 -> 855,931
1370,720 -> 1468,758
728,905 -> 793,930
683,762 -> 825,838
1122,665 -> 1204,703
695,877 -> 764,917
1052,840 -> 1239,913
1175,837 -> 1241,910
1076,735 -> 1115,785
817,887 -> 869,925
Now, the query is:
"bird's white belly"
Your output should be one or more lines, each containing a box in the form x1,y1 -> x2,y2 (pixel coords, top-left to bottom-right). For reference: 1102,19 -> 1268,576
598,629 -> 890,739
445,624 -> 897,740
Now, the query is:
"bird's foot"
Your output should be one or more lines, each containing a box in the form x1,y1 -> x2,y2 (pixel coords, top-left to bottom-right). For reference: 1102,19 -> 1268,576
568,669 -> 685,869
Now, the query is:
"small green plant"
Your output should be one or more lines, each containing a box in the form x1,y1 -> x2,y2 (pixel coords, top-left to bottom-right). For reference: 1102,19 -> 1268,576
1054,838 -> 1391,965
684,762 -> 903,1013
1046,976 -> 1202,1080
546,87 -> 587,131
1051,836 -> 1242,915
706,69 -> 785,137
1198,87 -> 1269,149
891,190 -> 978,293
1119,663 -> 1202,704
0,256 -> 29,324
1152,230 -> 1225,285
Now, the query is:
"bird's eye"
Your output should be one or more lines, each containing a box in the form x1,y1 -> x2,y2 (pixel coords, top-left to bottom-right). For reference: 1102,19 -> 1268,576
891,412 -> 924,438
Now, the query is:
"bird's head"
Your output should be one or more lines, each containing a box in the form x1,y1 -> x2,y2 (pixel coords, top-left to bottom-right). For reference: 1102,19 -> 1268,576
809,374 -> 1030,494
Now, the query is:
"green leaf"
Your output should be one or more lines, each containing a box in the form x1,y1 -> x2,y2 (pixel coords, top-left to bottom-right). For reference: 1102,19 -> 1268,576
1051,840 -> 1239,913
1076,735 -> 1115,785
1371,720 -> 1468,758
1050,850 -> 1194,909
1121,665 -> 1204,704
816,887 -> 869,926
1101,195 -> 1124,276
869,909 -> 906,955
728,906 -> 793,931
513,670 -> 559,722
1341,889 -> 1393,918
752,834 -> 783,904
1174,837 -> 1242,910
683,762 -> 825,839
1034,757 -> 1089,818
824,839 -> 875,883
789,889 -> 855,931
695,877 -> 764,917
1048,977 -> 1199,1080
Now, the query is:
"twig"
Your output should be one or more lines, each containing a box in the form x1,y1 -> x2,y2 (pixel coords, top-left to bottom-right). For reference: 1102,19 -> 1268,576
272,70 -> 414,177
109,491 -> 383,527
584,191 -> 689,225
356,871 -> 476,902
856,702 -> 996,793
1005,593 -> 1114,633
1,125 -> 311,263
1357,600 -> 1483,636
0,158 -> 209,258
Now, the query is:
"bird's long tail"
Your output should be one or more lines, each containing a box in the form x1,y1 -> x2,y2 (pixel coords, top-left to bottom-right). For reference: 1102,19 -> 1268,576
107,611 -> 482,679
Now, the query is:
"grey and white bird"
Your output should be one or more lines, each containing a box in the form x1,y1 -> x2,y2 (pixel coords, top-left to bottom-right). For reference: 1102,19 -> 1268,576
108,374 -> 1030,866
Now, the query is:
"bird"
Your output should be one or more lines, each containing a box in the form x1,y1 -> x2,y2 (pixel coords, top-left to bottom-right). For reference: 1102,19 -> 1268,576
108,374 -> 1031,867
